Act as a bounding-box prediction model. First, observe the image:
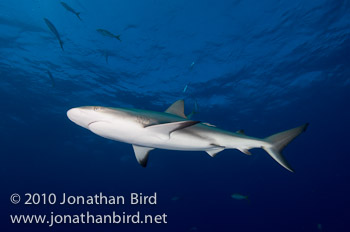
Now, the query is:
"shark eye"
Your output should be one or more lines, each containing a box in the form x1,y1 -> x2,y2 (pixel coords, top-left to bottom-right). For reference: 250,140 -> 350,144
94,107 -> 102,111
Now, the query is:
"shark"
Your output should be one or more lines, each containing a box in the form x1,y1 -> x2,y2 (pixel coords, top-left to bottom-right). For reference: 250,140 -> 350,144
67,100 -> 308,172
96,29 -> 121,41
60,1 -> 81,21
43,18 -> 64,51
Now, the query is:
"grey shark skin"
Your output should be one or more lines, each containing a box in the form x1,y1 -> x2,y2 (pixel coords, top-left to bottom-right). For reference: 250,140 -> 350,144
43,18 -> 64,51
60,2 -> 81,21
67,100 -> 308,171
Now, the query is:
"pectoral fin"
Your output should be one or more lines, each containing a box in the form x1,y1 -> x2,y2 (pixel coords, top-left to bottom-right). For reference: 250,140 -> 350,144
132,145 -> 154,167
145,120 -> 200,139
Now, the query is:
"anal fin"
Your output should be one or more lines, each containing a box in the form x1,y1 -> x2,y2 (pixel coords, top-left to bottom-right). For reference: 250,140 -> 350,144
238,148 -> 252,155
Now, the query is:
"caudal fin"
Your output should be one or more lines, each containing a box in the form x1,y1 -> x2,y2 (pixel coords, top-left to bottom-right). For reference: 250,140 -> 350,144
262,123 -> 309,172
115,35 -> 121,42
76,12 -> 82,21
59,40 -> 64,51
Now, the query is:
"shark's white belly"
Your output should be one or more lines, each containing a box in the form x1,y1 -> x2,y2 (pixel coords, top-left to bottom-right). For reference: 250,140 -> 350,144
88,121 -> 219,151
137,131 -> 215,151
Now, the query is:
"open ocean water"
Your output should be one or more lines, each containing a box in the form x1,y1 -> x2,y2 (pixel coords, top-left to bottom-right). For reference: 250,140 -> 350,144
1,0 -> 350,231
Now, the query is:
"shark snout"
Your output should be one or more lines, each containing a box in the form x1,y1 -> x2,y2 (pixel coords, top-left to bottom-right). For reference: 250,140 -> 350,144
67,107 -> 79,120
67,107 -> 95,129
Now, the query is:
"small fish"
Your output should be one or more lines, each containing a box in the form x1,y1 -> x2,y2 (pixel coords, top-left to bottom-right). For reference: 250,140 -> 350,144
96,29 -> 121,41
171,196 -> 180,201
231,193 -> 249,201
190,61 -> 195,70
98,49 -> 112,64
202,122 -> 216,127
123,24 -> 138,31
47,70 -> 55,87
183,84 -> 188,93
60,2 -> 81,21
187,100 -> 198,119
43,18 -> 64,51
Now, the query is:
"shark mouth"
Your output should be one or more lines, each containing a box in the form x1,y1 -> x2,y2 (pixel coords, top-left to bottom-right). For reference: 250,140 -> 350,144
88,121 -> 99,127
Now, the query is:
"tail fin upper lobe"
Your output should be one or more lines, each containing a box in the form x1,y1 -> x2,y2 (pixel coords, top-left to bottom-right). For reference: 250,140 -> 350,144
262,123 -> 309,172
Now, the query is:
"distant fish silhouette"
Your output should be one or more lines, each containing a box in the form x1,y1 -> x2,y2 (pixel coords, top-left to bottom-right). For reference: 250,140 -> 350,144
102,51 -> 110,64
43,18 -> 64,51
190,61 -> 195,70
96,29 -> 121,41
123,24 -> 138,31
183,83 -> 188,93
231,193 -> 250,203
187,100 -> 198,119
97,49 -> 112,64
171,196 -> 180,201
60,1 -> 81,21
46,70 -> 55,87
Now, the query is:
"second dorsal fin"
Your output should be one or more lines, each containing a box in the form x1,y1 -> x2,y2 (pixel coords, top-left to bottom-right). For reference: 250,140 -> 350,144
165,100 -> 186,118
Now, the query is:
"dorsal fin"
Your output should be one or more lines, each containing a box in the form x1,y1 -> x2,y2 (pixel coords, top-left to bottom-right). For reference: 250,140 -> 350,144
132,145 -> 154,167
165,100 -> 186,118
236,129 -> 245,135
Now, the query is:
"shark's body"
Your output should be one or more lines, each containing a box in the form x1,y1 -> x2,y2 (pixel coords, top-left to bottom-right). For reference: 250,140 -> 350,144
96,29 -> 121,41
43,18 -> 64,51
67,100 -> 308,171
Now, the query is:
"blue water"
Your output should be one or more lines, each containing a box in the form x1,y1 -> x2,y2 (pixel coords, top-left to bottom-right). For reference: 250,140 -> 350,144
1,0 -> 350,231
